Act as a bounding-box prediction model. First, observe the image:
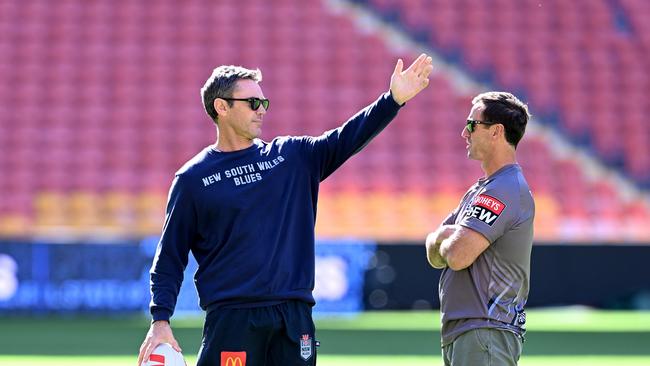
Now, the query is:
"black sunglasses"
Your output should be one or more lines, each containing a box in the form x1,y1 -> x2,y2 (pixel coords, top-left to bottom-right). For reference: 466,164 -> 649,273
465,119 -> 495,133
220,97 -> 270,111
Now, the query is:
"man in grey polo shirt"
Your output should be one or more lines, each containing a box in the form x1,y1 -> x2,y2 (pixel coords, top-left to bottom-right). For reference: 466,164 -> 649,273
426,91 -> 534,365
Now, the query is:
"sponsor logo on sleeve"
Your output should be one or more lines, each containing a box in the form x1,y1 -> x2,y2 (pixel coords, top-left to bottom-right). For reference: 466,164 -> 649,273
299,334 -> 313,361
221,351 -> 246,366
464,194 -> 506,226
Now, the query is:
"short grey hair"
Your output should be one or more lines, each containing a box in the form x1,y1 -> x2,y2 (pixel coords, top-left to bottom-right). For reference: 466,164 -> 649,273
200,65 -> 262,123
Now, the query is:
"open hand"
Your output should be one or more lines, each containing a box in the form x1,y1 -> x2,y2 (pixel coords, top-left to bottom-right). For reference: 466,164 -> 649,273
390,53 -> 434,105
137,321 -> 182,366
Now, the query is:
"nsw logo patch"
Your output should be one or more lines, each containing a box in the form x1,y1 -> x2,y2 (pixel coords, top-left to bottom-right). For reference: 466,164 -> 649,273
465,194 -> 506,226
299,334 -> 313,361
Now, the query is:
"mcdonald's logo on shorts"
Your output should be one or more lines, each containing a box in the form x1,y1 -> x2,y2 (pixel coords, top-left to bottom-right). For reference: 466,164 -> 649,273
221,351 -> 246,366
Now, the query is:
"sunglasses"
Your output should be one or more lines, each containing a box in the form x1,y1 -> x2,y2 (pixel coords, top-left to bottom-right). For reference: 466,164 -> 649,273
465,119 -> 495,133
221,97 -> 270,111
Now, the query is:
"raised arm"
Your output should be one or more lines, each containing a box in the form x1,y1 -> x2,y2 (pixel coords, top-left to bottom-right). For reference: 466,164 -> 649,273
305,54 -> 434,180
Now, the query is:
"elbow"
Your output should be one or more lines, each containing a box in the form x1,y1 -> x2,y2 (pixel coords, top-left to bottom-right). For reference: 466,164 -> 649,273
425,235 -> 447,269
425,236 -> 436,254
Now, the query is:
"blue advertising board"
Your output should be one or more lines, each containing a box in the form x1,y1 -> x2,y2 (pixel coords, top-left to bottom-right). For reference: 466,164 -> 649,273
0,238 -> 376,315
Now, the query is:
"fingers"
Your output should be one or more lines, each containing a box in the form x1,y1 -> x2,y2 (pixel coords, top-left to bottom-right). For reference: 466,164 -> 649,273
408,54 -> 434,79
137,341 -> 148,366
419,63 -> 434,79
137,340 -> 146,366
393,58 -> 403,76
389,53 -> 433,104
421,73 -> 431,89
137,339 -> 181,365
405,53 -> 427,73
137,321 -> 180,365
170,339 -> 182,353
138,342 -> 161,366
138,340 -> 157,366
396,53 -> 432,78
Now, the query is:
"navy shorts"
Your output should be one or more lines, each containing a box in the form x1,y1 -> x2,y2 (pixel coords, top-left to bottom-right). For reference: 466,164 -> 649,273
196,300 -> 317,366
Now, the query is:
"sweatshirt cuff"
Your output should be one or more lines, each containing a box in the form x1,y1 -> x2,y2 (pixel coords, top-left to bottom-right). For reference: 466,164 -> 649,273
152,309 -> 172,323
386,90 -> 405,108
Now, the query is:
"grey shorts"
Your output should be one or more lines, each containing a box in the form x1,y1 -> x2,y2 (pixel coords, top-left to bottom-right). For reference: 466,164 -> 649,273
443,328 -> 523,366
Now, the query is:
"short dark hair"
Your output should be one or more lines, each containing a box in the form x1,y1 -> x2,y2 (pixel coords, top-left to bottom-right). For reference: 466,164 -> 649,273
472,92 -> 531,148
200,65 -> 262,123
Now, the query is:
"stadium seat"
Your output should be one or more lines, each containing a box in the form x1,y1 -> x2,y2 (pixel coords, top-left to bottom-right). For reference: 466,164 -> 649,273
0,0 -> 648,241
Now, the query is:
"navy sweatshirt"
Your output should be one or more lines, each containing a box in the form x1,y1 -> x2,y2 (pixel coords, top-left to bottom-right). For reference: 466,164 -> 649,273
150,92 -> 402,322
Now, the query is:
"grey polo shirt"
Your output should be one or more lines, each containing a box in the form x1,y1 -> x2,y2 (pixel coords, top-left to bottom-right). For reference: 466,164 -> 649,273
439,164 -> 535,346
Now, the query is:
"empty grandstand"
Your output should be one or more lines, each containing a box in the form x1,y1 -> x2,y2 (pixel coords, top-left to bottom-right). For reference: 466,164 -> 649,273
0,0 -> 648,242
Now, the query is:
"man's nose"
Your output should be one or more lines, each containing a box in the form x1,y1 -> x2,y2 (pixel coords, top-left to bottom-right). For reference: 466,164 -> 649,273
461,126 -> 469,138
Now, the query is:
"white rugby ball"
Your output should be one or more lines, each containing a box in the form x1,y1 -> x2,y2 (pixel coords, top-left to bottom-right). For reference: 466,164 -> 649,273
141,343 -> 185,366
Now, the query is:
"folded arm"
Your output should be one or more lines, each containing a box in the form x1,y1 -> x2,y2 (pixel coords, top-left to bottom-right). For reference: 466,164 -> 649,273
426,224 -> 490,271
438,225 -> 490,271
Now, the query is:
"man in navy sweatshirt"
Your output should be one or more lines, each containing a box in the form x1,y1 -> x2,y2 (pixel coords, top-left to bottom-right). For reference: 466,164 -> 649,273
137,54 -> 433,366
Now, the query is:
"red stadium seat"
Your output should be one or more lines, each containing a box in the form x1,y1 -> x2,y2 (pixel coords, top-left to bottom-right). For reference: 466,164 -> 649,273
1,0 -> 649,241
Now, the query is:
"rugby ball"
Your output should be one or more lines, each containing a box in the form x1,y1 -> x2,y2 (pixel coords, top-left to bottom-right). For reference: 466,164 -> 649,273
141,343 -> 185,366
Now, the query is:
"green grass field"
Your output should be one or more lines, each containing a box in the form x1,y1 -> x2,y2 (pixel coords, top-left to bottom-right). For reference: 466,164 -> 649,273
1,308 -> 649,365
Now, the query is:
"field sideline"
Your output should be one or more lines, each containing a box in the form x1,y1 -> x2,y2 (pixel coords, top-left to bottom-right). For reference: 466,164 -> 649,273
1,308 -> 649,365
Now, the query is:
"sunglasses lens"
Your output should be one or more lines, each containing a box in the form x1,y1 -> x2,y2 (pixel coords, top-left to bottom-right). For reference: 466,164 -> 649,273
248,98 -> 269,111
250,99 -> 260,110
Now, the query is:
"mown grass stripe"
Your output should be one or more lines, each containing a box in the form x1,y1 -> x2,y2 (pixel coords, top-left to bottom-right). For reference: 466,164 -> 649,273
2,355 -> 650,366
315,310 -> 650,332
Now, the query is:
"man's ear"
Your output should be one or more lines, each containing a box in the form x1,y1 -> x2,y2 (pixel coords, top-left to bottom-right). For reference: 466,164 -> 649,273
214,98 -> 229,116
493,124 -> 504,139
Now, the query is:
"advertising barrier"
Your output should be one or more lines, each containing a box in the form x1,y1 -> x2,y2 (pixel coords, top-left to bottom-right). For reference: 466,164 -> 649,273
2,241 -> 649,314
0,238 -> 376,315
